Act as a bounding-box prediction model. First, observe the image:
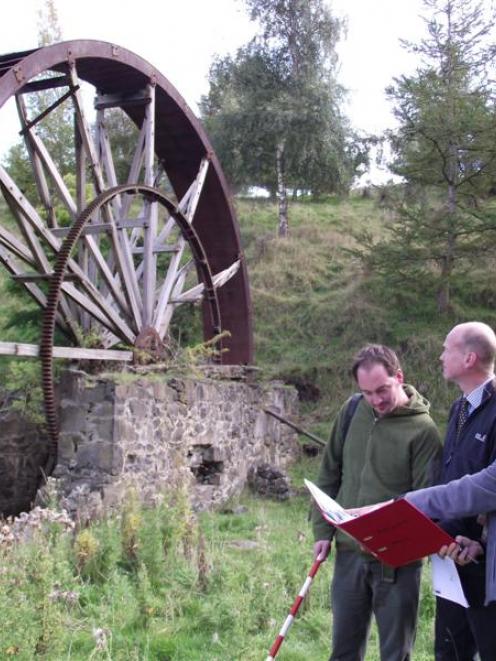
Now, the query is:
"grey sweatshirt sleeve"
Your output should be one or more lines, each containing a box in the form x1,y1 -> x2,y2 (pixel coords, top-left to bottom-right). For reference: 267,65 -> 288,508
405,460 -> 496,520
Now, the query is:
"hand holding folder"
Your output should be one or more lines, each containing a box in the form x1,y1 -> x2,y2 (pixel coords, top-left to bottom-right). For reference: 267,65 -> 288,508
305,479 -> 455,567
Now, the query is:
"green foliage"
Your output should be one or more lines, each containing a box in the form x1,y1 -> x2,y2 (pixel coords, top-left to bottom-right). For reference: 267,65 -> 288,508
120,489 -> 142,571
0,360 -> 45,424
0,514 -> 76,658
200,0 -> 363,203
387,0 -> 496,192
74,528 -> 106,582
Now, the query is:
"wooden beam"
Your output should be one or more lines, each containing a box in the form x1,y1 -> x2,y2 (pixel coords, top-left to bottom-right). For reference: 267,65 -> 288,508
0,341 -> 133,362
132,244 -> 179,255
69,64 -> 106,196
158,264 -> 189,337
19,75 -> 70,94
75,109 -> 91,331
94,89 -> 152,110
12,272 -> 80,282
171,260 -> 241,304
264,408 -> 326,447
22,125 -> 78,217
97,109 -> 143,323
0,221 -> 38,266
51,218 -> 147,237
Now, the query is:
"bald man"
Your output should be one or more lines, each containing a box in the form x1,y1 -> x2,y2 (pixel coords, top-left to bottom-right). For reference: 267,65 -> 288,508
435,321 -> 496,661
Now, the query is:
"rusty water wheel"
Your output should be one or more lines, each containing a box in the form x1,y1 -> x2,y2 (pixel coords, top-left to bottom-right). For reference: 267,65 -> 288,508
0,40 -> 253,472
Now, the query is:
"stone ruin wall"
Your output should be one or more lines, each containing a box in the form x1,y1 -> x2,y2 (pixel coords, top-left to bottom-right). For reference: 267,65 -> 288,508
42,367 -> 301,519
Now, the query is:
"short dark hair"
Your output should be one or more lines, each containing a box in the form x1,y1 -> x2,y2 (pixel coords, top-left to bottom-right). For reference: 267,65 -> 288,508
351,344 -> 402,381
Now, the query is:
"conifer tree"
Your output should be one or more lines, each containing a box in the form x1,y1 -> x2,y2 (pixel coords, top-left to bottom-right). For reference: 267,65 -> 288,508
367,0 -> 496,311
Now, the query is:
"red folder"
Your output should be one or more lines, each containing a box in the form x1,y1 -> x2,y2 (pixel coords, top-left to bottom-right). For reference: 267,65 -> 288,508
306,480 -> 455,567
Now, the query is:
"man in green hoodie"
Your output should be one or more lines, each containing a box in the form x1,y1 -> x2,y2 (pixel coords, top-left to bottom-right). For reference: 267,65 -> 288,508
312,344 -> 442,661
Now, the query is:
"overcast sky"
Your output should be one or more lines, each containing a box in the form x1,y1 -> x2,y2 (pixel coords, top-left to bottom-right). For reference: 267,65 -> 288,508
0,0 -> 427,180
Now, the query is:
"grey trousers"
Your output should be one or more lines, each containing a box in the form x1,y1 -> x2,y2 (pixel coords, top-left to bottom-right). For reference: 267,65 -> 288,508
329,550 -> 422,661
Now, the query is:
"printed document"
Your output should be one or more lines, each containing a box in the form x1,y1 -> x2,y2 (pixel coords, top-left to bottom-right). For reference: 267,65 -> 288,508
430,554 -> 469,608
304,479 -> 354,524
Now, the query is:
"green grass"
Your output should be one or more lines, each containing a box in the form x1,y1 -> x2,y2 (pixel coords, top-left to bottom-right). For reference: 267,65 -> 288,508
0,460 -> 438,660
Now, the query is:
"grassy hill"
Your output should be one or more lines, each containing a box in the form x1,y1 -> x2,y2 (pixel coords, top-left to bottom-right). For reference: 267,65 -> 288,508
235,193 -> 492,438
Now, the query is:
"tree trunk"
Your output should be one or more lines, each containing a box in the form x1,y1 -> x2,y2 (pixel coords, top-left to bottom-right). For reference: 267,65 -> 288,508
437,179 -> 458,313
437,256 -> 452,313
276,139 -> 289,237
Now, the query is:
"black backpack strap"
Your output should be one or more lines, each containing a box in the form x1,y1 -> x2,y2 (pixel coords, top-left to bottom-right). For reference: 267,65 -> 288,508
340,393 -> 363,446
309,393 -> 363,525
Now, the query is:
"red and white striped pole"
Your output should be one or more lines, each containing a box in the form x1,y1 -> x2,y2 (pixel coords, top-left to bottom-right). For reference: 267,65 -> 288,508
265,556 -> 324,660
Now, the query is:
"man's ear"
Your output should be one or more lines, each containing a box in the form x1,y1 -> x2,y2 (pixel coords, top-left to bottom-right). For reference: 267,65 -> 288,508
465,351 -> 477,369
396,369 -> 405,384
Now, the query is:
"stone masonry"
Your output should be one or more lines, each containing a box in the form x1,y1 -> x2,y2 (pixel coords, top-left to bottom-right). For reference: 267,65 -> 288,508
49,367 -> 300,518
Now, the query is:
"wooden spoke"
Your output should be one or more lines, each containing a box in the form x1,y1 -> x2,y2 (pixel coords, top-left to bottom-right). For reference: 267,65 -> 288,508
172,260 -> 241,305
15,94 -> 57,228
142,84 -> 158,325
152,158 -> 210,335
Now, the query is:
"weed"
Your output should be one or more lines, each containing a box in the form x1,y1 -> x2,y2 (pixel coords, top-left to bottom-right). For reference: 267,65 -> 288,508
120,489 -> 142,571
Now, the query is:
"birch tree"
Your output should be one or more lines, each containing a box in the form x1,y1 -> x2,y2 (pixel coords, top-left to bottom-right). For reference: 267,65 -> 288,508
201,0 -> 359,236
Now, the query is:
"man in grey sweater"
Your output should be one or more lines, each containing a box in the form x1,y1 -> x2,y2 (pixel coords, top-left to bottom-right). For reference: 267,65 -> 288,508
404,462 -> 496,605
351,464 -> 496,604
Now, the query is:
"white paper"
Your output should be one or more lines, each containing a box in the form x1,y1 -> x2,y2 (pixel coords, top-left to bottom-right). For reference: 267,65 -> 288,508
430,554 -> 469,608
304,479 -> 354,524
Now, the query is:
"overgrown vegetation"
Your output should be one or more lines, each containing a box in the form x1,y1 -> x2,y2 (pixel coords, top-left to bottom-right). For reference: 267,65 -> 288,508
0,463 -> 437,660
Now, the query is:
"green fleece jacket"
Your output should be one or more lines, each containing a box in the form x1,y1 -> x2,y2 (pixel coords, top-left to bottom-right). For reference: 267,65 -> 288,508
312,385 -> 442,552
